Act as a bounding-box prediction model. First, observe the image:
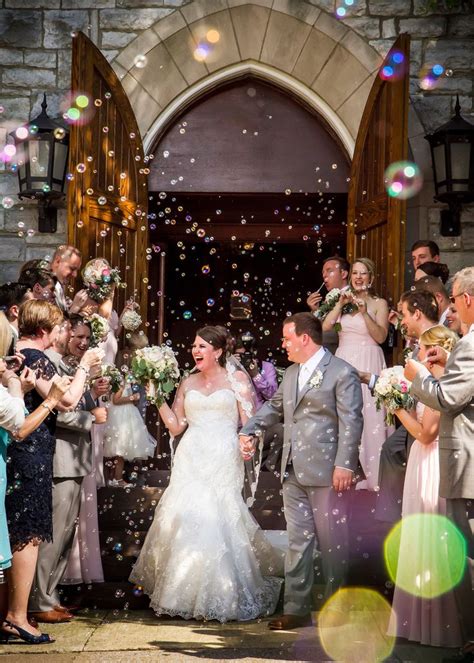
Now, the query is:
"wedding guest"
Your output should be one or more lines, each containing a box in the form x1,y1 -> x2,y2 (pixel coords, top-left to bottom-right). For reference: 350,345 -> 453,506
235,332 -> 278,407
49,245 -> 82,313
446,303 -> 467,336
372,290 -> 439,523
405,267 -> 474,661
19,268 -> 56,303
414,260 -> 449,284
388,325 -> 462,648
413,275 -> 450,326
411,240 -> 440,271
28,317 -> 108,624
0,283 -> 33,345
62,317 -> 109,587
3,301 -> 101,645
306,256 -> 350,354
322,258 -> 390,490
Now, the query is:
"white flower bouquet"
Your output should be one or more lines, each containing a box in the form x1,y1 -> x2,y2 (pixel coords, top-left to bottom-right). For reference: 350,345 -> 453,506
131,344 -> 180,407
86,313 -> 109,347
121,309 -> 142,331
101,364 -> 123,393
374,366 -> 415,426
315,287 -> 358,330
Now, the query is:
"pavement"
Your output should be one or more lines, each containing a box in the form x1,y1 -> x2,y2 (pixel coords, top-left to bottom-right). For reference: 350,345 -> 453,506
0,609 -> 459,662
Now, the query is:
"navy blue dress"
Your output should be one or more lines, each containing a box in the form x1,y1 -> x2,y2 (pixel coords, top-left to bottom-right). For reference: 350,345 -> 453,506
6,348 -> 57,549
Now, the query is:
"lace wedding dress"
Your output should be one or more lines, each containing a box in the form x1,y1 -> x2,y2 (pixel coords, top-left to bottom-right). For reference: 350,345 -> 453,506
129,387 -> 283,622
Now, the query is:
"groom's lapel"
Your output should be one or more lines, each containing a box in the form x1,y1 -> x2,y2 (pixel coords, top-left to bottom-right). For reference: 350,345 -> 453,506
294,350 -> 332,411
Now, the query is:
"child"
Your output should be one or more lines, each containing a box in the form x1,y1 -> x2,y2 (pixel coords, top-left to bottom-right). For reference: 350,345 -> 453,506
104,331 -> 155,487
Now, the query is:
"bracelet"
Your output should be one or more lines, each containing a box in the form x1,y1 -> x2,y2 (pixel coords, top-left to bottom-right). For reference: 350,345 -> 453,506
41,402 -> 54,413
78,365 -> 89,376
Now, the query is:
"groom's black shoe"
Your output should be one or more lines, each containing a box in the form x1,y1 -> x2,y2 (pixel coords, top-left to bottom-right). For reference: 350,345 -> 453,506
268,614 -> 312,630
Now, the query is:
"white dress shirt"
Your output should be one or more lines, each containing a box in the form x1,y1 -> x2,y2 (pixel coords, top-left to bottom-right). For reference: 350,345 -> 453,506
0,384 -> 25,433
297,346 -> 326,393
439,307 -> 450,327
54,281 -> 68,312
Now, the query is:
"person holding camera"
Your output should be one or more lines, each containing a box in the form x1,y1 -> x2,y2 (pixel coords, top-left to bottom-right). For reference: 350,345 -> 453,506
234,332 -> 278,408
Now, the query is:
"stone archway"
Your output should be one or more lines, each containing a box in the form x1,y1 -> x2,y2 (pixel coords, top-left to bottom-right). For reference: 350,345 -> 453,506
110,0 -> 383,153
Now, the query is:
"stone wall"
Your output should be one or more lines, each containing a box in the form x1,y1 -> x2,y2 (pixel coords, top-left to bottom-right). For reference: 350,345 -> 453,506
0,0 -> 473,282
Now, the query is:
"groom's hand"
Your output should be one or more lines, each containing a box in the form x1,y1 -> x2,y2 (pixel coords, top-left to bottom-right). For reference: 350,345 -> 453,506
239,435 -> 256,460
332,467 -> 353,492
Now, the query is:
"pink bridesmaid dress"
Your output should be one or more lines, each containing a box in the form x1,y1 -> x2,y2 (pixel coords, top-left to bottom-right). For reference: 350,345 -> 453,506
335,312 -> 393,490
387,404 -> 462,647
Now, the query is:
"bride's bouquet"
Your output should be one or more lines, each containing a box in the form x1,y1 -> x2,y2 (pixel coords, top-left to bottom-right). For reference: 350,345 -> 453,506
100,364 -> 123,394
374,366 -> 415,425
315,287 -> 358,330
131,344 -> 180,407
86,313 -> 109,347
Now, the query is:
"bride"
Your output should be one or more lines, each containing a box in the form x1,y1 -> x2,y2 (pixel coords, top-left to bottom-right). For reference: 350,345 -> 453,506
129,325 -> 282,622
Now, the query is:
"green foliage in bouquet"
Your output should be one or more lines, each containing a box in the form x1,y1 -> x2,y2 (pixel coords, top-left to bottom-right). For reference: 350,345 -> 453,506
101,364 -> 123,394
131,345 -> 180,407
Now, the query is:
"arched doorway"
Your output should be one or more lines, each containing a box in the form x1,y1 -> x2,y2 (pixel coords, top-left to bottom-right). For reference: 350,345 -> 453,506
146,78 -> 350,370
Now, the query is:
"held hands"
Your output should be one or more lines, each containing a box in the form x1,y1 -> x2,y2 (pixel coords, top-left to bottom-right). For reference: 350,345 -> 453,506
332,467 -> 353,492
239,435 -> 256,461
307,291 -> 323,311
91,406 -> 108,424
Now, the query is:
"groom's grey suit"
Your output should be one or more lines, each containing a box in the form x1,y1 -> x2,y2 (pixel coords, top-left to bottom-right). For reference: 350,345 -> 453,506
240,349 -> 363,615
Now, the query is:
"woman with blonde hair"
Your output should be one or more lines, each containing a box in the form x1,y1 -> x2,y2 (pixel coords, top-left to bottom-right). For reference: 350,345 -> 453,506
387,325 -> 462,648
2,301 -> 100,645
322,257 -> 391,490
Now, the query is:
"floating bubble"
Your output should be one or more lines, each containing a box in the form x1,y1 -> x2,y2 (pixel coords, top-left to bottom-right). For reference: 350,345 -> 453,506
196,229 -> 205,238
132,585 -> 143,597
163,150 -> 169,158
15,127 -> 28,140
384,161 -> 423,200
285,188 -> 291,195
77,220 -> 84,228
201,265 -> 210,274
75,94 -> 89,108
102,126 -> 109,133
384,514 -> 466,599
4,144 -> 16,158
206,29 -> 220,43
112,543 -> 122,553
94,98 -> 102,107
379,50 -> 407,82
319,588 -> 395,663
76,163 -> 86,173
419,63 -> 446,91
206,298 -> 215,307
445,68 -> 453,77
104,92 -> 112,100
98,196 -> 107,205
53,127 -> 66,140
2,196 -> 14,209
29,124 -> 39,134
183,310 -> 192,320
133,54 -> 148,69
336,6 -> 346,17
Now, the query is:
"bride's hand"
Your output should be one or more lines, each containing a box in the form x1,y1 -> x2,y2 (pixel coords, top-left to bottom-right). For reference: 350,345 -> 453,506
239,435 -> 256,460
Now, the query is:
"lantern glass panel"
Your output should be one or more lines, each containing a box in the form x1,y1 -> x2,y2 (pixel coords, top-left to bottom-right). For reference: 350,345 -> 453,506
28,139 -> 50,181
53,142 -> 68,189
433,143 -> 446,192
451,141 -> 470,191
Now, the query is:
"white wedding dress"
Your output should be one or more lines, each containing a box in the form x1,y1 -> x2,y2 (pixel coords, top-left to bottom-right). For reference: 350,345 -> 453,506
129,387 -> 283,622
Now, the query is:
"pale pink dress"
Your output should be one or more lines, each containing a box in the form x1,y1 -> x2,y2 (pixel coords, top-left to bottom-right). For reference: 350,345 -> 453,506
62,311 -> 119,584
336,312 -> 393,490
387,405 -> 462,647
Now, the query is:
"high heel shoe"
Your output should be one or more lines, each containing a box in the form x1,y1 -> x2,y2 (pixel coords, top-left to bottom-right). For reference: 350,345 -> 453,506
0,619 -> 55,644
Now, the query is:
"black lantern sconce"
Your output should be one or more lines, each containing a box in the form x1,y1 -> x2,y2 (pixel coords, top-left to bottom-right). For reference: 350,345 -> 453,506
10,94 -> 69,233
425,96 -> 474,237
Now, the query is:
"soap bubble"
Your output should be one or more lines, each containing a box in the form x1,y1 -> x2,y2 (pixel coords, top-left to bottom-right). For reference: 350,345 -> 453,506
133,54 -> 148,69
206,298 -> 215,306
379,50 -> 407,82
183,310 -> 192,320
384,161 -> 423,200
2,196 -> 14,209
201,265 -> 210,274
76,163 -> 86,173
53,127 -> 66,140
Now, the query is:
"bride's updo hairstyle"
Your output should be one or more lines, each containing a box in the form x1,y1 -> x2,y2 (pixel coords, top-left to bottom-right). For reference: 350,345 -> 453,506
419,325 -> 458,353
196,325 -> 233,367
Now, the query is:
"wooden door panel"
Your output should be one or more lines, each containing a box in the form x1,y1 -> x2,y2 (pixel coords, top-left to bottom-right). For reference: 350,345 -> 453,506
67,32 -> 148,319
347,34 -> 410,306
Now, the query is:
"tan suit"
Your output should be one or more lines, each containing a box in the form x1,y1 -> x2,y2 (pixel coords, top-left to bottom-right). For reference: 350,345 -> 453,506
411,330 -> 474,642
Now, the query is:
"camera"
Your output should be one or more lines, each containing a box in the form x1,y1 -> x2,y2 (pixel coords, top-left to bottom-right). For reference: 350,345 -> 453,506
238,333 -> 258,371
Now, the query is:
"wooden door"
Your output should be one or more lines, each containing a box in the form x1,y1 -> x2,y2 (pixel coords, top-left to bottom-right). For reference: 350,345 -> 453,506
67,32 -> 149,319
346,34 -> 410,306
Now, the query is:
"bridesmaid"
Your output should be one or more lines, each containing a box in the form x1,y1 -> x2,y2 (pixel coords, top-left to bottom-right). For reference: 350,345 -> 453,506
322,257 -> 392,490
387,325 -> 462,648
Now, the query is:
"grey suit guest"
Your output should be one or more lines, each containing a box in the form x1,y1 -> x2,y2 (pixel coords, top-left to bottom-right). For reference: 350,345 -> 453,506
240,313 -> 363,630
405,266 -> 474,653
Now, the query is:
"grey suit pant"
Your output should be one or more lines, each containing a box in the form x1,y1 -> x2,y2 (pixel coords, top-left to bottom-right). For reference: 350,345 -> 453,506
29,477 -> 83,612
446,498 -> 474,642
282,469 -> 349,616
374,425 -> 411,523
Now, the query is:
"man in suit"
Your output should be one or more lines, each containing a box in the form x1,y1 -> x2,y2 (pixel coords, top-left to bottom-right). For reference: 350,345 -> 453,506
240,312 -> 363,630
49,245 -> 82,313
29,317 -> 108,623
306,256 -> 350,355
405,266 -> 474,659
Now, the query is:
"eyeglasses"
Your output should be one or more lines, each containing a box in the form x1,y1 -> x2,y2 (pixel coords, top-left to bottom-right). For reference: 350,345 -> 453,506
449,291 -> 468,304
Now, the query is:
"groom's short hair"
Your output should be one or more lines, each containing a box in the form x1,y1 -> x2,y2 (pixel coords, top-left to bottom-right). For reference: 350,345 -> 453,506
284,312 -> 322,345
400,290 -> 438,323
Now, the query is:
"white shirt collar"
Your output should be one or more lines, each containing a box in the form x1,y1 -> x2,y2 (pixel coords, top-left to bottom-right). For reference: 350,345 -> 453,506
438,307 -> 450,326
300,346 -> 326,376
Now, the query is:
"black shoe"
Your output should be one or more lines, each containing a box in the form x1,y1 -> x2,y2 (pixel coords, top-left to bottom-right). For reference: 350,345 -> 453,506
0,619 -> 55,644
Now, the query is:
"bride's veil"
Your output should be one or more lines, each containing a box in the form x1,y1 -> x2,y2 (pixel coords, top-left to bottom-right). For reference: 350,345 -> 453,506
225,355 -> 264,508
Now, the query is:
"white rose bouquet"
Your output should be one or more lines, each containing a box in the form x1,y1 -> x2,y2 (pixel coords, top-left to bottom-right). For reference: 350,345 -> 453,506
131,344 -> 180,407
101,364 -> 123,393
121,309 -> 142,331
315,287 -> 358,330
86,313 -> 109,347
374,366 -> 415,426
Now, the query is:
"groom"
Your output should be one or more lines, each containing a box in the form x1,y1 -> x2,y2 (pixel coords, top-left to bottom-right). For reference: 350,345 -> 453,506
240,312 -> 363,630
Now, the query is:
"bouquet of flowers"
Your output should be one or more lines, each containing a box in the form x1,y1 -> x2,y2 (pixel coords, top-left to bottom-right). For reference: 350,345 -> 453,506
87,313 -> 109,347
315,287 -> 358,330
82,258 -> 124,302
131,344 -> 180,407
101,364 -> 123,393
374,366 -> 415,426
121,308 -> 142,331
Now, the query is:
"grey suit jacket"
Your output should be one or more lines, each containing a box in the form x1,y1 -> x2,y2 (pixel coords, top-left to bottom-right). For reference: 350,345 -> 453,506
45,349 -> 94,479
240,350 -> 363,486
411,331 -> 474,499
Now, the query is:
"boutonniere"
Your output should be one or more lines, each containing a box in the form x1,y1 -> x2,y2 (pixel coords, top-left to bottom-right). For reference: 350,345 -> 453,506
309,370 -> 324,390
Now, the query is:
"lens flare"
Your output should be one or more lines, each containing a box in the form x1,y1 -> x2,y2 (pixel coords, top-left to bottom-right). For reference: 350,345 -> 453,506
384,161 -> 423,200
379,50 -> 406,82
